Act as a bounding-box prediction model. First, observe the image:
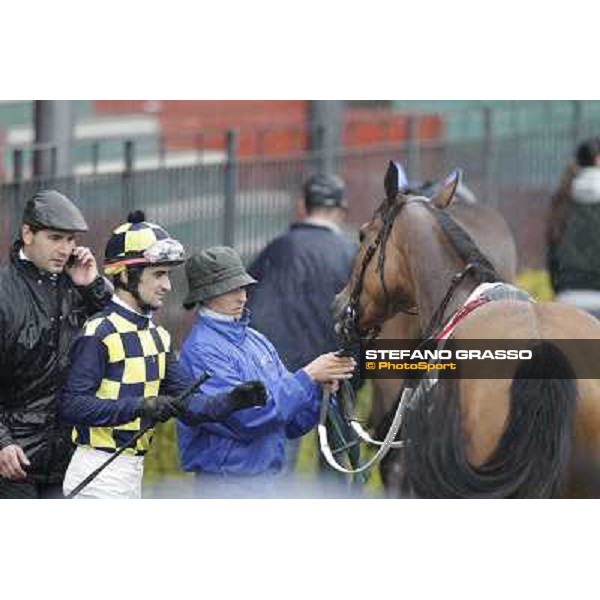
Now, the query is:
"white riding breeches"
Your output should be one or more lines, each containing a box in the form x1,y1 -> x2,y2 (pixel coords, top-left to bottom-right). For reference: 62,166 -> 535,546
63,446 -> 145,499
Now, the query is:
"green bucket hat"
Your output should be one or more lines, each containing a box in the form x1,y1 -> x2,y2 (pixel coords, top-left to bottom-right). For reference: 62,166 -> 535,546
183,246 -> 257,308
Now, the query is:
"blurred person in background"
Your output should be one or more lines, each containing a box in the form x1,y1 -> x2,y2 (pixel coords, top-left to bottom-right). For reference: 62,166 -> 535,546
246,173 -> 359,473
548,137 -> 600,318
59,213 -> 266,499
0,190 -> 111,499
177,246 -> 356,498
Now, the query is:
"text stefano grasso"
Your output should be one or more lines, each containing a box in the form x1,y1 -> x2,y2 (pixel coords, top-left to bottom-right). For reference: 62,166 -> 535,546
364,349 -> 533,361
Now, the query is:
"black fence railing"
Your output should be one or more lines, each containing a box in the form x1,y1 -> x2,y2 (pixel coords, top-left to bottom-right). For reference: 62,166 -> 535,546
3,117 -> 600,344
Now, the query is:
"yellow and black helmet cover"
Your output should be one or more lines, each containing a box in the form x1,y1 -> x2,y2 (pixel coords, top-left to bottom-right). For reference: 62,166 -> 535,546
104,210 -> 185,276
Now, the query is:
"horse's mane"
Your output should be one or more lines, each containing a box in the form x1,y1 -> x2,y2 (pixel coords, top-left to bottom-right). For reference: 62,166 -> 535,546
428,205 -> 502,285
378,194 -> 502,286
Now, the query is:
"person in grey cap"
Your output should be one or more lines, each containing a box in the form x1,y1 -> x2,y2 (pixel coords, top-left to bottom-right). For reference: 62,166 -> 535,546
177,246 -> 356,498
0,190 -> 112,498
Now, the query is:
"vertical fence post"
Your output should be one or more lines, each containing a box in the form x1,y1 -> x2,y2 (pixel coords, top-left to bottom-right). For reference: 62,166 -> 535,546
50,146 -> 58,179
158,136 -> 166,169
311,124 -> 326,172
34,101 -> 73,178
406,115 -> 420,179
11,149 -> 24,239
483,106 -> 496,207
307,101 -> 342,174
92,142 -> 100,174
122,140 -> 135,215
223,129 -> 238,247
32,146 -> 41,181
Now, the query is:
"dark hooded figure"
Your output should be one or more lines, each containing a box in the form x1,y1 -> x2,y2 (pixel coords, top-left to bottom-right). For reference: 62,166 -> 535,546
548,137 -> 600,318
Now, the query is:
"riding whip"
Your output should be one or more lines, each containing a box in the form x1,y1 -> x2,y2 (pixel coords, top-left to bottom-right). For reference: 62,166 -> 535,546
66,372 -> 210,499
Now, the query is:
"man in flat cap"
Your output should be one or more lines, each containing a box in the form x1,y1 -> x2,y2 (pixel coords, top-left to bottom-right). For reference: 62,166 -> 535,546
0,190 -> 111,498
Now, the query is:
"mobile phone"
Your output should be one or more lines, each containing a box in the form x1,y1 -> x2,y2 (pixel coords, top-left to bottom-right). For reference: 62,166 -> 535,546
66,253 -> 77,268
335,348 -> 355,357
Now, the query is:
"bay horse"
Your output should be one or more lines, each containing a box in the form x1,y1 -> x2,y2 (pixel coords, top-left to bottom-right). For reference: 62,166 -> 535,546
334,162 -> 600,498
371,178 -> 518,494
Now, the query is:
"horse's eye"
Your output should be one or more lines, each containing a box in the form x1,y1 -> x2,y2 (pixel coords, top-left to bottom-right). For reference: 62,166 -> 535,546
359,230 -> 365,243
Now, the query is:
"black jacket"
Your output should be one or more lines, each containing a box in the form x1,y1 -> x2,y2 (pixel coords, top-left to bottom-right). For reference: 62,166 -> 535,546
247,221 -> 357,372
0,243 -> 111,484
549,167 -> 600,293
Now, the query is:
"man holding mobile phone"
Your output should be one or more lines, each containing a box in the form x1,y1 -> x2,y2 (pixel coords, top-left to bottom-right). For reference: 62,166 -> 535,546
0,190 -> 111,498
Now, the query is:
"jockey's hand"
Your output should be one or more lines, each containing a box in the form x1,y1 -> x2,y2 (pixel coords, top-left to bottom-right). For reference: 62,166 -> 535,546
0,444 -> 30,480
303,352 -> 356,384
136,395 -> 185,423
65,246 -> 99,287
229,381 -> 268,410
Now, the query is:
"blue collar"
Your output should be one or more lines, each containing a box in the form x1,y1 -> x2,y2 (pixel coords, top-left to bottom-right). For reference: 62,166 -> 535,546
198,311 -> 250,345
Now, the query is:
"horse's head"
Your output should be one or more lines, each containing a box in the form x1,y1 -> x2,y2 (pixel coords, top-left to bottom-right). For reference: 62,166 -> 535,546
333,161 -> 460,345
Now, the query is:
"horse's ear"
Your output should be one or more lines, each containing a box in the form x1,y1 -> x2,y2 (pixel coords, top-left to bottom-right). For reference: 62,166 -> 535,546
384,160 -> 409,200
432,169 -> 462,209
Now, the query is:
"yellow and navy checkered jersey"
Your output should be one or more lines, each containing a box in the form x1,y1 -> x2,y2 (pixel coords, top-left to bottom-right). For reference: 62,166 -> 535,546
60,299 -> 240,455
61,299 -> 173,456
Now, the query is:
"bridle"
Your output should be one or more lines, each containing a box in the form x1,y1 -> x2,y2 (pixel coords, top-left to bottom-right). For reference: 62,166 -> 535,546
339,196 -> 420,345
339,195 -> 502,345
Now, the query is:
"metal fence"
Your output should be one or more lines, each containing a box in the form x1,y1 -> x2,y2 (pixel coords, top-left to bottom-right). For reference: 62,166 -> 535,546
3,108 -> 600,345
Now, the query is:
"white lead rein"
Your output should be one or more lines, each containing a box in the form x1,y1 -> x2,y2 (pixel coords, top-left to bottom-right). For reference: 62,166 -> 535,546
317,376 -> 437,475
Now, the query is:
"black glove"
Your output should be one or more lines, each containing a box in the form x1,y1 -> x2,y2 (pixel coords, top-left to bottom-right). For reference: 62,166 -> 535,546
136,395 -> 185,423
228,381 -> 268,410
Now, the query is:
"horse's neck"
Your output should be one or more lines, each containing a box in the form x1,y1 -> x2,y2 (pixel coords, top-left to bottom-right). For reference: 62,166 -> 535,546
403,204 -> 476,333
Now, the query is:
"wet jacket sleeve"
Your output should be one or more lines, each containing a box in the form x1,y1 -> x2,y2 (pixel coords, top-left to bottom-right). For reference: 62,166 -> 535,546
75,276 -> 112,318
160,353 -> 243,425
0,423 -> 12,449
0,307 -> 14,449
247,336 -> 320,436
180,344 -> 285,439
59,335 -> 142,426
284,385 -> 322,439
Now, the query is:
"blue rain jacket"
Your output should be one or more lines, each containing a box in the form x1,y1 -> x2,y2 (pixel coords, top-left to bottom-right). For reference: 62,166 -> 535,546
177,312 -> 321,476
